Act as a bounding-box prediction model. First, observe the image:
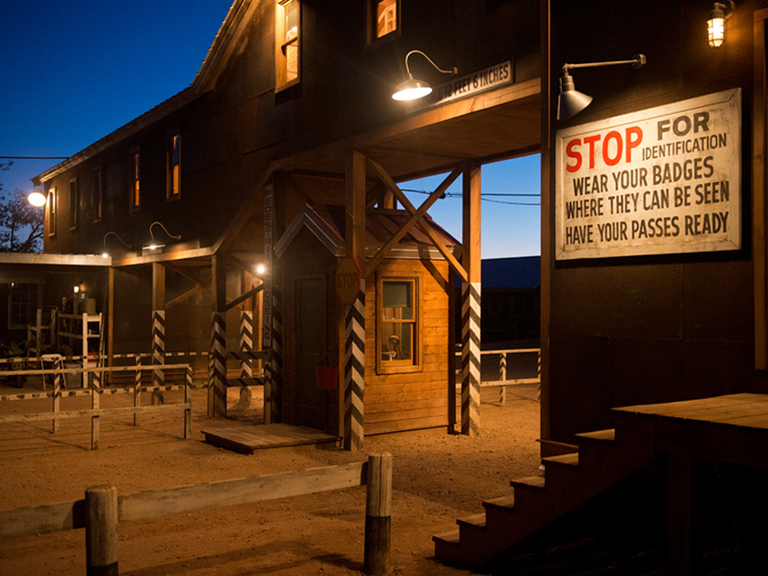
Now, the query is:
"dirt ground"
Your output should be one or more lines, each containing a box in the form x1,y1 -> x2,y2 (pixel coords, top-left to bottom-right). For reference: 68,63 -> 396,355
0,379 -> 541,576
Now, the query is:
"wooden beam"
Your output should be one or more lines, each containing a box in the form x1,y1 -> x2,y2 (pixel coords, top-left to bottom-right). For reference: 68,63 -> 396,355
366,159 -> 465,280
211,255 -> 227,313
754,9 -> 768,370
346,150 -> 367,267
225,284 -> 264,312
165,285 -> 204,310
152,262 -> 165,311
463,163 -> 482,283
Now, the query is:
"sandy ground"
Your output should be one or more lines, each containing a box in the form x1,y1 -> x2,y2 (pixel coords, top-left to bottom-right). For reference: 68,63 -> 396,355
0,379 -> 541,576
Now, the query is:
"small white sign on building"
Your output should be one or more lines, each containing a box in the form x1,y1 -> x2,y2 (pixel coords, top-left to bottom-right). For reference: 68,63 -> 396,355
555,89 -> 741,260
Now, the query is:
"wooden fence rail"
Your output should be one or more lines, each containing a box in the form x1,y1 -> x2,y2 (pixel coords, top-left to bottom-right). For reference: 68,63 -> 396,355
0,453 -> 393,576
0,363 -> 193,449
455,347 -> 541,404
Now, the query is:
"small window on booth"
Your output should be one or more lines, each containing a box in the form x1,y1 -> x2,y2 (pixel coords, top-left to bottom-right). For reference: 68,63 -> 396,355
369,0 -> 399,43
167,133 -> 181,199
378,277 -> 420,373
47,187 -> 57,237
276,0 -> 300,91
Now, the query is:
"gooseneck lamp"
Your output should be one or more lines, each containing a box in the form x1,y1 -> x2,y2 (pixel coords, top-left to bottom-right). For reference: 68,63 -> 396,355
557,54 -> 647,121
392,50 -> 457,101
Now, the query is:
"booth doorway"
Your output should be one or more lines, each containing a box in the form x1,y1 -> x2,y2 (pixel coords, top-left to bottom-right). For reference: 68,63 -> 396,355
294,276 -> 327,431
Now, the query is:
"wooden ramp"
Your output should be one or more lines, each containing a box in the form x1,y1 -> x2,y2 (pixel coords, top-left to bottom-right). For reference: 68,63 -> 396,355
201,423 -> 339,454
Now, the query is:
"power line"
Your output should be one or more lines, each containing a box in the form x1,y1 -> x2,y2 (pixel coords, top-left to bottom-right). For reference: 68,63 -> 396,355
0,156 -> 68,160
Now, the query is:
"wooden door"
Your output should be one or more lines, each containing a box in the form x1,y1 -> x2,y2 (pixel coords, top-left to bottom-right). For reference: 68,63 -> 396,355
294,276 -> 326,431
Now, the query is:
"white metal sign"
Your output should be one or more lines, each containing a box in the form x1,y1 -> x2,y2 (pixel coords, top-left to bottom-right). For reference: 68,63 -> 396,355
417,61 -> 512,109
555,89 -> 741,260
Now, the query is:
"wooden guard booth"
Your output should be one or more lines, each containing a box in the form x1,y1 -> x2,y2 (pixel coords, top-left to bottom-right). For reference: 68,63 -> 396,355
274,203 -> 459,439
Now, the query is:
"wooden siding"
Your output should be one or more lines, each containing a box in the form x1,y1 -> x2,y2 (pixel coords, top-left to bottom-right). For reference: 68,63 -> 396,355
363,259 -> 451,435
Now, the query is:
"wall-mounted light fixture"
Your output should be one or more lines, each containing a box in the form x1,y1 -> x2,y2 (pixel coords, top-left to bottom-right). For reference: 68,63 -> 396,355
255,264 -> 266,276
392,49 -> 457,101
142,221 -> 181,253
708,1 -> 735,48
27,189 -> 46,207
102,231 -> 131,257
557,54 -> 646,121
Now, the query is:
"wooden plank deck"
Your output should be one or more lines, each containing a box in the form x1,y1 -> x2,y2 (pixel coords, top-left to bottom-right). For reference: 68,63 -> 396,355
201,423 -> 339,454
613,393 -> 768,468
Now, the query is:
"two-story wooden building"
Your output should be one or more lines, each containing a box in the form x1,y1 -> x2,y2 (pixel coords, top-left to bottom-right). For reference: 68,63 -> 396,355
32,0 -> 541,447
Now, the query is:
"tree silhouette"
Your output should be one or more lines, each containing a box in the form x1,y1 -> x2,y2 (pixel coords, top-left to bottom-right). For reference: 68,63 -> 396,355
0,161 -> 44,253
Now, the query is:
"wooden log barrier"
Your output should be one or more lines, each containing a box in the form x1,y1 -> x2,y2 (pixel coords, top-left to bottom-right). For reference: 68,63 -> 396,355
85,485 -> 119,576
364,452 -> 393,575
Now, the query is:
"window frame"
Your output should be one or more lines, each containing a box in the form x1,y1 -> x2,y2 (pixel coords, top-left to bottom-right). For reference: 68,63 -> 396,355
275,0 -> 300,92
7,283 -> 41,330
367,0 -> 400,46
166,132 -> 181,200
68,178 -> 78,230
377,273 -> 423,375
47,187 -> 57,237
91,167 -> 103,222
130,149 -> 141,212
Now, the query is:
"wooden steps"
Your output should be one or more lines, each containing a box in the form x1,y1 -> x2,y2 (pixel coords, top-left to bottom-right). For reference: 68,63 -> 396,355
433,424 -> 662,568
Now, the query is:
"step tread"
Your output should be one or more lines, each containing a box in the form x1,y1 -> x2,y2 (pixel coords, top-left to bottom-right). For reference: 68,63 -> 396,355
432,530 -> 460,546
542,452 -> 580,467
510,475 -> 546,492
483,494 -> 515,511
457,513 -> 486,531
574,428 -> 616,446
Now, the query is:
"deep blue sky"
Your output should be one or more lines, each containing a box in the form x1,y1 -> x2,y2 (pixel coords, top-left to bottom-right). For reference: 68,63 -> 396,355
1,1 -> 540,258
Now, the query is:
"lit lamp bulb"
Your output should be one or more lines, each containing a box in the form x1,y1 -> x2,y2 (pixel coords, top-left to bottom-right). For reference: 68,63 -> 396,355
708,5 -> 725,47
707,1 -> 735,48
28,190 -> 46,207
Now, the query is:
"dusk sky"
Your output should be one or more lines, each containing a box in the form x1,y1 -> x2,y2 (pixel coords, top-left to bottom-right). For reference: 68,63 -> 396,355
1,1 -> 540,258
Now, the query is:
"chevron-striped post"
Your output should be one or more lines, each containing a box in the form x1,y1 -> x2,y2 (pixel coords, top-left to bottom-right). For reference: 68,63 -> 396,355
461,282 -> 481,436
134,354 -> 142,426
238,310 -> 253,404
210,312 -> 227,418
52,356 -> 63,433
499,351 -> 507,405
151,309 -> 165,405
268,286 -> 283,425
344,282 -> 366,451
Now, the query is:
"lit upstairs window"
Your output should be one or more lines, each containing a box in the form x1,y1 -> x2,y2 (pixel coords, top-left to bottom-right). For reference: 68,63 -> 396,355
276,0 -> 300,90
47,187 -> 57,237
376,0 -> 397,38
131,151 -> 140,210
167,133 -> 181,199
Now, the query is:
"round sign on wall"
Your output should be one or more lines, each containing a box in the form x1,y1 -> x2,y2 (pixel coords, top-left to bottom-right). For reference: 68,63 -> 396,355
336,257 -> 361,305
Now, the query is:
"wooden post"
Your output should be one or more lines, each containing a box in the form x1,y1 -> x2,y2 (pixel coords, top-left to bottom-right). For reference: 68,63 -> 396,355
461,163 -> 482,436
184,367 -> 192,439
91,370 -> 100,450
52,357 -> 62,433
107,267 -> 114,385
344,150 -> 367,451
151,262 -> 166,404
364,453 -> 393,575
133,354 -> 141,426
85,485 -> 119,576
210,254 -> 228,418
499,352 -> 507,405
667,454 -> 698,576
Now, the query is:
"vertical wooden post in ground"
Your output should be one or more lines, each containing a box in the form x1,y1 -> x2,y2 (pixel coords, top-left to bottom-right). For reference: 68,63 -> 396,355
210,254 -> 227,418
133,354 -> 142,426
85,485 -> 119,576
184,366 -> 192,439
461,163 -> 482,436
239,309 -> 254,404
151,262 -> 166,404
499,352 -> 507,405
52,357 -> 62,433
91,368 -> 100,450
364,452 -> 393,575
344,150 -> 366,452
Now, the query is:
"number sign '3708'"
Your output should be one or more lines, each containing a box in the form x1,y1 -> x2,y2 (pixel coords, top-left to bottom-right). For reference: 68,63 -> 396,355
336,257 -> 361,306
